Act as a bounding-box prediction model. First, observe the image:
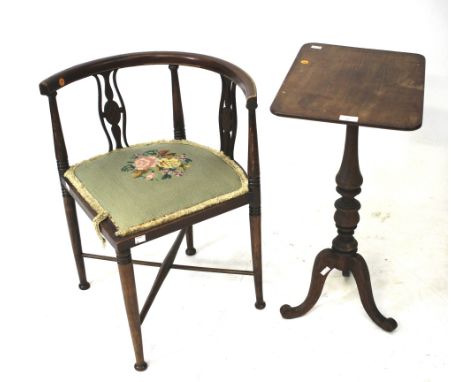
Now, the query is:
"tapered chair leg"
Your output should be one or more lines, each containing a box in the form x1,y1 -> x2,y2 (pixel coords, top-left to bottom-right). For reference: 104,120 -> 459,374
185,225 -> 196,256
116,249 -> 147,371
249,214 -> 265,309
63,194 -> 90,290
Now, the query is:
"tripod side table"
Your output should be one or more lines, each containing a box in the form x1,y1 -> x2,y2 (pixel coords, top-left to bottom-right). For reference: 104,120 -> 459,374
271,43 -> 425,332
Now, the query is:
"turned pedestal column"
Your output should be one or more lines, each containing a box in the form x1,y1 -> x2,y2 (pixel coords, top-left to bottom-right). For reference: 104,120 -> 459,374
280,124 -> 397,332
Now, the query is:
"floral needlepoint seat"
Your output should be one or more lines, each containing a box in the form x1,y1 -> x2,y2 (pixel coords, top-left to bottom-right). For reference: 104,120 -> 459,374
65,140 -> 248,239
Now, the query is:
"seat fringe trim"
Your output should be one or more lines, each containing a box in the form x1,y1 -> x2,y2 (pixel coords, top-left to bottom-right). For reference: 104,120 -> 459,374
64,140 -> 248,243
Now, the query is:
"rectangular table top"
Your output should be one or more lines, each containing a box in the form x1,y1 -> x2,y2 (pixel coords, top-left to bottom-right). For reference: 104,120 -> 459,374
270,43 -> 425,131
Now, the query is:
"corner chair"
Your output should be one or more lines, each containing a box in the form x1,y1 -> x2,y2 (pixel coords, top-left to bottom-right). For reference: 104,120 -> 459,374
39,51 -> 265,371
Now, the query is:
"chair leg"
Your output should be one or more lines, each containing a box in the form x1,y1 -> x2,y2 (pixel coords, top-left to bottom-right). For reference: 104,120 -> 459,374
63,194 -> 90,290
116,249 -> 148,371
185,225 -> 196,256
249,214 -> 266,309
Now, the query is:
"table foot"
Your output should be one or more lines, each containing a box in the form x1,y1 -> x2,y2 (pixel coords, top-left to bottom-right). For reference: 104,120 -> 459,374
280,249 -> 397,332
280,249 -> 334,319
350,253 -> 398,332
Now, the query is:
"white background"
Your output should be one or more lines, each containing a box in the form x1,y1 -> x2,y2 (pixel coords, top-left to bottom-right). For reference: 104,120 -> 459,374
1,0 -> 451,381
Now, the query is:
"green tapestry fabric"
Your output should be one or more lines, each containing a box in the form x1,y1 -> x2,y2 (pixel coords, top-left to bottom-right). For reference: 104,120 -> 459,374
64,140 -> 248,238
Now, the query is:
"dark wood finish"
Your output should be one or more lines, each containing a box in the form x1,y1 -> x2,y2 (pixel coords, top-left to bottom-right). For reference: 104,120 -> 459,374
40,51 -> 264,371
247,107 -> 265,309
47,92 -> 90,289
219,75 -> 238,159
82,253 -> 254,276
39,51 -> 257,108
168,64 -> 195,258
63,195 -> 90,290
94,69 -> 128,151
63,176 -> 250,251
332,125 -> 362,255
116,249 -> 147,371
247,108 -> 261,216
271,43 -> 425,131
46,93 -> 68,193
272,43 -> 425,332
169,65 -> 186,140
185,225 -> 196,256
280,248 -> 332,318
250,215 -> 265,309
140,229 -> 186,323
280,126 -> 397,331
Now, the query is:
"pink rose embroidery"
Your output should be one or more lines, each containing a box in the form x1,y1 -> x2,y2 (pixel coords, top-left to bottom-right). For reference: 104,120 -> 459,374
121,148 -> 192,182
134,155 -> 157,171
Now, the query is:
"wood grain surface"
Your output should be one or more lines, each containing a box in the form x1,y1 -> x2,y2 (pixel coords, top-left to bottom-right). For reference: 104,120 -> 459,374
271,43 -> 425,130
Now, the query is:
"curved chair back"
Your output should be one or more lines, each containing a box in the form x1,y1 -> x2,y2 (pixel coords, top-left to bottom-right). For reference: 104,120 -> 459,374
39,51 -> 260,200
40,52 -> 257,153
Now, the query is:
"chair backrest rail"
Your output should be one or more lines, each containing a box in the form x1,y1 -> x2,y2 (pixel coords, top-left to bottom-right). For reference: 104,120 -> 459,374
39,51 -> 257,108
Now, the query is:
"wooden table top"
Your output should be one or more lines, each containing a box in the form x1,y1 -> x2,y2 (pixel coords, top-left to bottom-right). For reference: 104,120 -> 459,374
270,43 -> 425,131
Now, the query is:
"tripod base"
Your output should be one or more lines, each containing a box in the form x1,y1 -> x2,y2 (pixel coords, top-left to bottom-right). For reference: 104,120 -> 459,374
280,249 -> 397,332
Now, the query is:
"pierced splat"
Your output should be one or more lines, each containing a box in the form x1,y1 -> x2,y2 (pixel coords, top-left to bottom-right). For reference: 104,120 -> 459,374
219,75 -> 237,159
94,70 -> 128,151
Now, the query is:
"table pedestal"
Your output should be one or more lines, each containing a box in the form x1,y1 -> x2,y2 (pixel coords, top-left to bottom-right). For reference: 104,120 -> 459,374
280,125 -> 397,332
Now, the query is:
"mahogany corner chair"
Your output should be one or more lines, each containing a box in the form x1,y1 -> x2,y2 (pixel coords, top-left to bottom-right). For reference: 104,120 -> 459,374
39,51 -> 265,371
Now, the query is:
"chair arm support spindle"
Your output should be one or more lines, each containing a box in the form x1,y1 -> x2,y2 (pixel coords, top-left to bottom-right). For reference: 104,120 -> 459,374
169,65 -> 186,140
247,107 -> 261,216
47,93 -> 70,195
